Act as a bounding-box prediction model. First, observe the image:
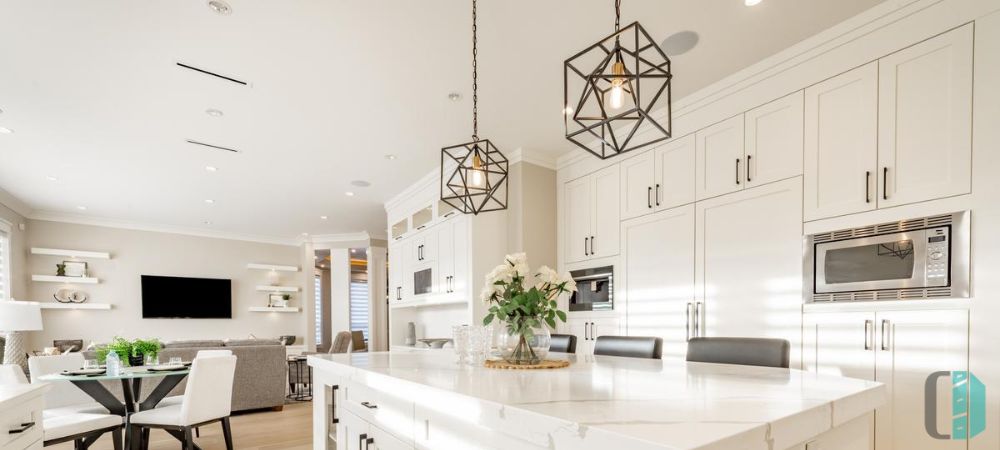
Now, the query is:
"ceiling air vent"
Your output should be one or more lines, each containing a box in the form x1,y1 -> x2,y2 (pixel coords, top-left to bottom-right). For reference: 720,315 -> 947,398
185,139 -> 241,153
176,62 -> 249,86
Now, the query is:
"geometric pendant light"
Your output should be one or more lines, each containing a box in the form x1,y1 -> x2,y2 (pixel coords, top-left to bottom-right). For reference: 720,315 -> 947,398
441,0 -> 509,215
564,0 -> 673,160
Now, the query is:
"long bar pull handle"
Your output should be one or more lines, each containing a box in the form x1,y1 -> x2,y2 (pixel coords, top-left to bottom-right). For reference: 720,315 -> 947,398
685,303 -> 693,341
365,437 -> 374,449
359,434 -> 368,449
8,422 -> 34,434
746,155 -> 752,183
589,236 -> 595,256
865,171 -> 872,203
694,302 -> 702,338
655,184 -> 661,206
648,186 -> 653,209
883,167 -> 889,200
361,401 -> 378,410
864,320 -> 873,350
584,238 -> 589,256
736,159 -> 741,185
881,320 -> 890,351
330,385 -> 339,424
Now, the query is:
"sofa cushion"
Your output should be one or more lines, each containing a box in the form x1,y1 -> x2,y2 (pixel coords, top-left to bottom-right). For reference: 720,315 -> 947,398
162,340 -> 225,349
224,339 -> 281,347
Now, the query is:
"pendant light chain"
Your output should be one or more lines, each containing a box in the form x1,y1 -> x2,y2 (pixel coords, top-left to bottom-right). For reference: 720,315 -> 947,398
471,0 -> 479,141
614,0 -> 621,33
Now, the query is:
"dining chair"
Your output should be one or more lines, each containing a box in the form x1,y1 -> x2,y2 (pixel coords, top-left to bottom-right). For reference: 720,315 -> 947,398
156,349 -> 234,437
28,354 -> 109,415
329,331 -> 352,354
129,354 -> 238,450
350,331 -> 367,352
685,337 -> 790,368
549,334 -> 577,354
593,336 -> 663,359
6,362 -> 124,449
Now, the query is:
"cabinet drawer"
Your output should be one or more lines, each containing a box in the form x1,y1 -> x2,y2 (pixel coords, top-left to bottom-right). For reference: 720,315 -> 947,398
343,381 -> 414,445
0,395 -> 44,450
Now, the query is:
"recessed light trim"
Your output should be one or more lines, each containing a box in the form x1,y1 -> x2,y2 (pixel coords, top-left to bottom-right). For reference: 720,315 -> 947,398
204,199 -> 215,204
0,127 -> 13,134
350,180 -> 371,188
76,206 -> 87,211
203,221 -> 213,225
745,0 -> 762,6
320,216 -> 328,220
46,176 -> 58,182
208,0 -> 232,15
345,191 -> 355,197
384,154 -> 396,160
205,108 -> 224,117
448,92 -> 463,102
205,166 -> 218,172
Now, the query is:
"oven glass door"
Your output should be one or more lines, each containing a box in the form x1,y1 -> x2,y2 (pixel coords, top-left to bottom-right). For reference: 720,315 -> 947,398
815,230 -> 929,293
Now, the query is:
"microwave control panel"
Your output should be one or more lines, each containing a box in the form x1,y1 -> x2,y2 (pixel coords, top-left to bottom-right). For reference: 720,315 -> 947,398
926,226 -> 950,284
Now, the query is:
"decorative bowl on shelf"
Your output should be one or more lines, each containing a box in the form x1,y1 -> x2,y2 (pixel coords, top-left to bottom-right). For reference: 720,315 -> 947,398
417,338 -> 452,349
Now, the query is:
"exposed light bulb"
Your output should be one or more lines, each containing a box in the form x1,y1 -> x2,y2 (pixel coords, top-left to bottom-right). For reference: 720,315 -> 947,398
608,61 -> 627,110
469,153 -> 486,188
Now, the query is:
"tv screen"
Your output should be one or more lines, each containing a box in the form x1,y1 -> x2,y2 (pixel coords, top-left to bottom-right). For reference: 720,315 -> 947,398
141,275 -> 232,319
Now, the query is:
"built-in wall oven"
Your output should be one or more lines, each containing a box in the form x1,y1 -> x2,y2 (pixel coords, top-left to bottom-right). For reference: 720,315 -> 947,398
569,266 -> 613,312
805,211 -> 970,302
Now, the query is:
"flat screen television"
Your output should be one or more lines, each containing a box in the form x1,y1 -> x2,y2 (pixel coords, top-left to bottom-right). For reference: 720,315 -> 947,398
141,275 -> 232,319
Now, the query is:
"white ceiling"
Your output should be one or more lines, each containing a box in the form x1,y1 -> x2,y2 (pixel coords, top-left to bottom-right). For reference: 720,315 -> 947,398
0,0 -> 885,243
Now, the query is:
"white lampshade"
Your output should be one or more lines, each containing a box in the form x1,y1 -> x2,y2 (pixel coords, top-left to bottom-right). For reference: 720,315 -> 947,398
0,301 -> 43,331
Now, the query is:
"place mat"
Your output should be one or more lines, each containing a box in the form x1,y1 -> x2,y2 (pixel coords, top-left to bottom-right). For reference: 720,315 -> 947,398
62,368 -> 106,376
484,359 -> 570,370
147,365 -> 186,372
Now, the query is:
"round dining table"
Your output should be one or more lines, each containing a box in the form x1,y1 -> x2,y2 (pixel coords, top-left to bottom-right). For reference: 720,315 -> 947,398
39,366 -> 193,450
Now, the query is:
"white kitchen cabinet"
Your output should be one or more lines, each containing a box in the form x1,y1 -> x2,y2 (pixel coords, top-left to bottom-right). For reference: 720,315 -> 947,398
875,309 -> 970,450
696,115 -> 745,200
622,205 -> 695,360
388,241 -> 411,303
370,424 -> 413,450
620,151 -> 656,220
563,165 -> 620,263
653,134 -> 697,210
802,311 -> 876,381
696,177 -> 803,367
435,217 -> 468,300
340,409 -> 370,450
745,91 -> 804,188
803,62 -> 879,221
878,25 -> 973,208
567,317 -> 621,355
409,232 -> 437,266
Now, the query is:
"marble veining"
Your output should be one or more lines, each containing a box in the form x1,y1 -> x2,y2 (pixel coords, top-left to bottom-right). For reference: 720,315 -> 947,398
309,351 -> 885,449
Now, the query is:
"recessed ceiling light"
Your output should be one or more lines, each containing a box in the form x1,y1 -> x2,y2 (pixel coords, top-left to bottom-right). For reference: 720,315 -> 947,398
661,31 -> 700,56
384,154 -> 396,160
205,166 -> 218,172
76,206 -> 87,211
204,199 -> 215,204
320,215 -> 328,220
448,92 -> 463,102
203,221 -> 213,225
350,180 -> 371,188
46,176 -> 58,182
0,127 -> 13,134
345,191 -> 355,197
205,108 -> 224,117
745,0 -> 762,5
207,0 -> 232,15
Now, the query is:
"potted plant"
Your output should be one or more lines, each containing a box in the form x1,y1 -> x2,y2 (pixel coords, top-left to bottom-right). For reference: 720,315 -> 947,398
132,338 -> 162,366
96,337 -> 133,366
481,254 -> 576,365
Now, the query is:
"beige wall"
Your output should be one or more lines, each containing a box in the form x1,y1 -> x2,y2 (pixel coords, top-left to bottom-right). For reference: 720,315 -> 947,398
0,192 -> 29,301
506,161 -> 557,269
24,220 -> 307,350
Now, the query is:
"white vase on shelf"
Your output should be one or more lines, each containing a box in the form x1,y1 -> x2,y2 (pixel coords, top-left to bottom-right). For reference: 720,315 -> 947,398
267,270 -> 281,286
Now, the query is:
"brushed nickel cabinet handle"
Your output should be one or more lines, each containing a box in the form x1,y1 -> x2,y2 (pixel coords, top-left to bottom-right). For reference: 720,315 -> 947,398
881,320 -> 890,351
864,320 -> 873,350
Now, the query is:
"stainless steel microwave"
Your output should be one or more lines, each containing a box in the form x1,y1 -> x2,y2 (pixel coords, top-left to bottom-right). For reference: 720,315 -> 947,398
569,266 -> 613,312
805,211 -> 970,302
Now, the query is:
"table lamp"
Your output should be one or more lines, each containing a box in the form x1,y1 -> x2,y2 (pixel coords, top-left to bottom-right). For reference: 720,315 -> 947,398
0,301 -> 43,371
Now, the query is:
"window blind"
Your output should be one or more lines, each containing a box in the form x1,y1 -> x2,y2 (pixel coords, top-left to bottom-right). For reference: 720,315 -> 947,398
349,281 -> 369,341
314,275 -> 323,346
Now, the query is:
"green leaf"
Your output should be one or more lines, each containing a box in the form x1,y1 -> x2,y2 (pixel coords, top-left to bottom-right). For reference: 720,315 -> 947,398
545,317 -> 556,328
483,314 -> 494,326
556,310 -> 567,322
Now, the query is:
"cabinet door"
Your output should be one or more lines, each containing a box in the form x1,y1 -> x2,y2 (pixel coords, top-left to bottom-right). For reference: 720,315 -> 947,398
875,309 -> 970,450
388,243 -> 402,302
591,318 -> 621,344
804,62 -> 879,221
696,115 -> 745,200
590,165 -> 621,258
802,312 -> 876,380
400,241 -> 414,302
436,222 -> 454,296
564,176 -> 592,263
696,177 -> 803,367
566,318 -> 592,355
339,410 -> 370,450
620,151 -> 656,220
450,218 -> 469,298
745,91 -> 804,188
878,25 -> 973,207
370,424 -> 412,450
653,134 -> 696,211
622,205 -> 695,360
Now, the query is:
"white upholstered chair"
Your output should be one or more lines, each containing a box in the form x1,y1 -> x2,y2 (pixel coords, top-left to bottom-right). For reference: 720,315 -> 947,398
129,354 -> 237,450
0,363 -> 28,384
157,349 -> 233,408
28,354 -> 109,416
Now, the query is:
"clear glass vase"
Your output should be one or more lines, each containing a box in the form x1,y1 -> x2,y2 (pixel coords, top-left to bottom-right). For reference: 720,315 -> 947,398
495,323 -> 551,365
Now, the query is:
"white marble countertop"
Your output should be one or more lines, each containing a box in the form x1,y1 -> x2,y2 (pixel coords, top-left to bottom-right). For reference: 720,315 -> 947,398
309,352 -> 884,450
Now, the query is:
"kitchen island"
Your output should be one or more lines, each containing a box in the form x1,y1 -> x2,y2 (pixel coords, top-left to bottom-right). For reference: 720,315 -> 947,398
308,351 -> 884,450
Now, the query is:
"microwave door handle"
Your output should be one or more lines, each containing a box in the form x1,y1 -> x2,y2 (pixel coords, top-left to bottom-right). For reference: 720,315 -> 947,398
685,302 -> 693,341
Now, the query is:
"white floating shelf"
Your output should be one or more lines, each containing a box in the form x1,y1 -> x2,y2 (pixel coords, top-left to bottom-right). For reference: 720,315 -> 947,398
39,303 -> 112,310
389,298 -> 468,309
249,306 -> 301,313
255,285 -> 300,293
247,263 -> 299,272
31,248 -> 111,260
32,275 -> 100,284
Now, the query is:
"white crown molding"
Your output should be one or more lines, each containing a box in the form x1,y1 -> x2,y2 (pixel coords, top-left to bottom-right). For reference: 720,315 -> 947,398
306,231 -> 374,244
0,187 -> 32,218
508,148 -> 558,171
29,210 -> 301,246
555,0 -> 930,170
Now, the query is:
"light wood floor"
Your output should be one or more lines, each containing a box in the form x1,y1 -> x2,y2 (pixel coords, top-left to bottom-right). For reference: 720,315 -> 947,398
49,402 -> 313,450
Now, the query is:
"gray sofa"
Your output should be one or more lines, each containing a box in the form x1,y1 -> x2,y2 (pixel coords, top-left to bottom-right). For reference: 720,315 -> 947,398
83,339 -> 288,412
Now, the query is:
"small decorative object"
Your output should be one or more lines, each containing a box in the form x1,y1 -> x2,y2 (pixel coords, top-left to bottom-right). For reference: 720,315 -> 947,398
63,261 -> 88,277
56,263 -> 66,277
268,293 -> 290,307
54,289 -> 74,303
482,254 -> 576,365
484,359 -> 570,370
96,336 -> 161,367
278,335 -> 297,346
267,270 -> 281,286
70,291 -> 88,303
53,339 -> 84,353
417,338 -> 452,349
405,322 -> 416,346
43,347 -> 61,356
564,0 -> 673,160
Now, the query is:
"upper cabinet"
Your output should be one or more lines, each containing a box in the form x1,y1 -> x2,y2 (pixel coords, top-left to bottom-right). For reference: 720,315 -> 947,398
696,93 -> 804,201
878,25 -> 973,208
620,135 -> 697,221
564,165 -> 620,264
805,25 -> 973,221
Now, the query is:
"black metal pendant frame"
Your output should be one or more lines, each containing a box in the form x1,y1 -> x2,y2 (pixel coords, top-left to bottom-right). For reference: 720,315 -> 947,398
565,21 -> 673,160
441,139 -> 509,215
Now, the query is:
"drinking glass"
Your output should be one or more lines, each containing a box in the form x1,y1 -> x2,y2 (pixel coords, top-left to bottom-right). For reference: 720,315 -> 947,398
83,359 -> 99,370
145,354 -> 160,366
169,357 -> 182,366
467,326 -> 489,365
452,325 -> 470,365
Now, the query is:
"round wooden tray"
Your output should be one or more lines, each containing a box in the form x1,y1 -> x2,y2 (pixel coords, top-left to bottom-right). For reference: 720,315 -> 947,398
484,359 -> 570,370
